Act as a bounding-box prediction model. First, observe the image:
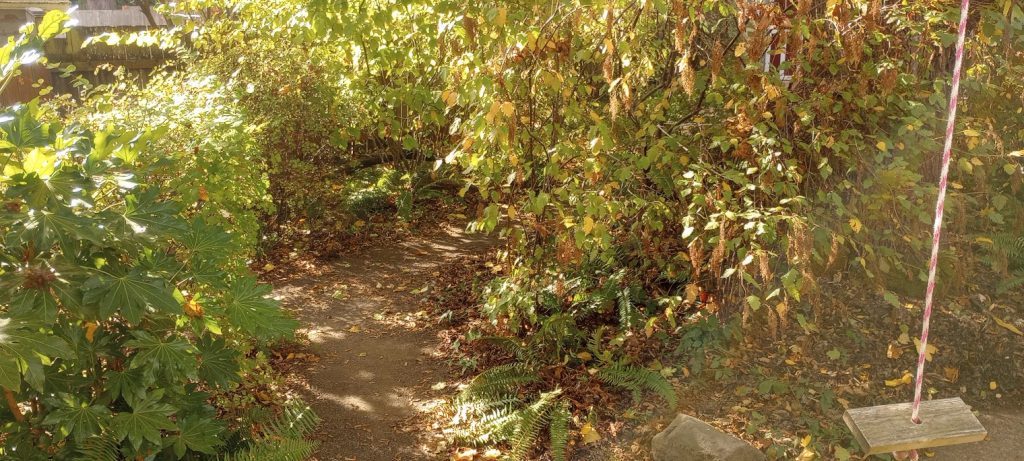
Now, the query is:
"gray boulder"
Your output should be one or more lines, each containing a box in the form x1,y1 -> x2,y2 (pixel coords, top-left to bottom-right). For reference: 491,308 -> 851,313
652,414 -> 766,461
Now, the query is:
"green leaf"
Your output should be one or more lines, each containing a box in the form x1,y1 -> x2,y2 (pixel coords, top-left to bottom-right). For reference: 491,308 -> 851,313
225,278 -> 297,340
103,368 -> 147,403
111,396 -> 177,450
124,331 -> 196,381
41,394 -> 111,443
37,9 -> 68,39
172,416 -> 224,456
196,336 -> 239,389
0,354 -> 20,390
83,270 -> 182,324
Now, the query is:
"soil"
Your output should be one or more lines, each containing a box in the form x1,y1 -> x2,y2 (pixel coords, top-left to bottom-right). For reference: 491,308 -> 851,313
270,223 -> 498,461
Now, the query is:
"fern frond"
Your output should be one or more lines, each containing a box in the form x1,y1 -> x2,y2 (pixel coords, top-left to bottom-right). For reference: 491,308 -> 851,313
457,363 -> 540,402
222,438 -> 318,461
265,401 -> 320,439
997,269 -> 1024,294
76,435 -> 120,461
474,336 -> 528,360
548,399 -> 571,461
596,363 -> 678,407
510,390 -> 559,460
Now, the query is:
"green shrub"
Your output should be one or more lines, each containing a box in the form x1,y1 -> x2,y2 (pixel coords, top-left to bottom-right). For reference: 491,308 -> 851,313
0,13 -> 301,459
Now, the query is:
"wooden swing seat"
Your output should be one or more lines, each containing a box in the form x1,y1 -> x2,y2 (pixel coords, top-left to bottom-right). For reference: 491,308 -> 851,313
843,397 -> 987,455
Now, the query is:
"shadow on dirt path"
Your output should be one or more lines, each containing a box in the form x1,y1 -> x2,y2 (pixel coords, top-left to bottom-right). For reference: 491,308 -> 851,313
272,224 -> 498,461
929,409 -> 1024,460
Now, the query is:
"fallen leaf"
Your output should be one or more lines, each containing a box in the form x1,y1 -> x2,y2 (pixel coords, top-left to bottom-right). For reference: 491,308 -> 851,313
885,371 -> 913,387
990,381 -> 998,390
262,263 -> 275,271
576,351 -> 593,361
481,448 -> 501,459
993,316 -> 1023,336
348,325 -> 362,333
451,448 -> 477,461
944,366 -> 960,383
913,338 -> 937,362
580,422 -> 601,444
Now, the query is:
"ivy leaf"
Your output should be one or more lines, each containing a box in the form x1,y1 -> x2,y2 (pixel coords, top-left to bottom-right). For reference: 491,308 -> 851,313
172,416 -> 224,456
111,396 -> 177,450
196,336 -> 240,389
41,393 -> 111,442
225,278 -> 297,340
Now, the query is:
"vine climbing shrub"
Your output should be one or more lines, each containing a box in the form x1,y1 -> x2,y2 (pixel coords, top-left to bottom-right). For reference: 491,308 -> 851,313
0,14 -> 304,460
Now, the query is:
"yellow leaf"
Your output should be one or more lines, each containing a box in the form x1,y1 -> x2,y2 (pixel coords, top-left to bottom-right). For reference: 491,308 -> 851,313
84,322 -> 98,343
885,371 -> 913,387
583,216 -> 595,235
581,423 -> 601,444
685,284 -> 700,304
876,141 -> 887,151
944,366 -> 960,383
990,381 -> 998,390
993,316 -> 1023,336
800,435 -> 812,447
848,217 -> 862,234
262,263 -> 275,271
963,129 -> 981,137
184,299 -> 203,318
494,7 -> 507,27
482,448 -> 502,459
348,325 -> 362,333
576,351 -> 593,361
500,101 -> 515,117
796,447 -> 817,461
913,339 -> 937,362
733,42 -> 747,57
975,236 -> 994,244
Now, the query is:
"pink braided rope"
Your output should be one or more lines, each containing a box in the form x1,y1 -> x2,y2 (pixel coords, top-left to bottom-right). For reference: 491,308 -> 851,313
910,0 -> 971,430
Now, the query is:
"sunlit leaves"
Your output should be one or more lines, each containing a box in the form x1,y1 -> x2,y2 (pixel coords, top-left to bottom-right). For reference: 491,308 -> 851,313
225,278 -> 298,340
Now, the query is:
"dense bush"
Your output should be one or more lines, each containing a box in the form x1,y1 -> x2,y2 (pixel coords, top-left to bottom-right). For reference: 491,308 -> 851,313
295,0 -> 1024,456
0,12 -> 306,460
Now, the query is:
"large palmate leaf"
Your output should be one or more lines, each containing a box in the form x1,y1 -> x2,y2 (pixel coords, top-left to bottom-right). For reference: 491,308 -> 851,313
180,219 -> 233,262
224,278 -> 298,340
123,331 -> 197,381
23,207 -> 106,255
41,393 -> 112,443
196,335 -> 240,389
171,416 -> 225,456
110,395 -> 177,450
82,269 -> 182,324
0,317 -> 73,389
121,189 -> 187,236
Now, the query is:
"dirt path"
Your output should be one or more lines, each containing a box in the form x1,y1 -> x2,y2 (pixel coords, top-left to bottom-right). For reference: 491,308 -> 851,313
929,409 -> 1024,460
272,224 -> 496,461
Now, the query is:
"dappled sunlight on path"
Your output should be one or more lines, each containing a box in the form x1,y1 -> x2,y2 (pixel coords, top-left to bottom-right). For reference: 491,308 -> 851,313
273,224 -> 498,461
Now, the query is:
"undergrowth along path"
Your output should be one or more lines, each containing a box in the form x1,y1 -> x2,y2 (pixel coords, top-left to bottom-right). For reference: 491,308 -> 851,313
272,224 -> 497,461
